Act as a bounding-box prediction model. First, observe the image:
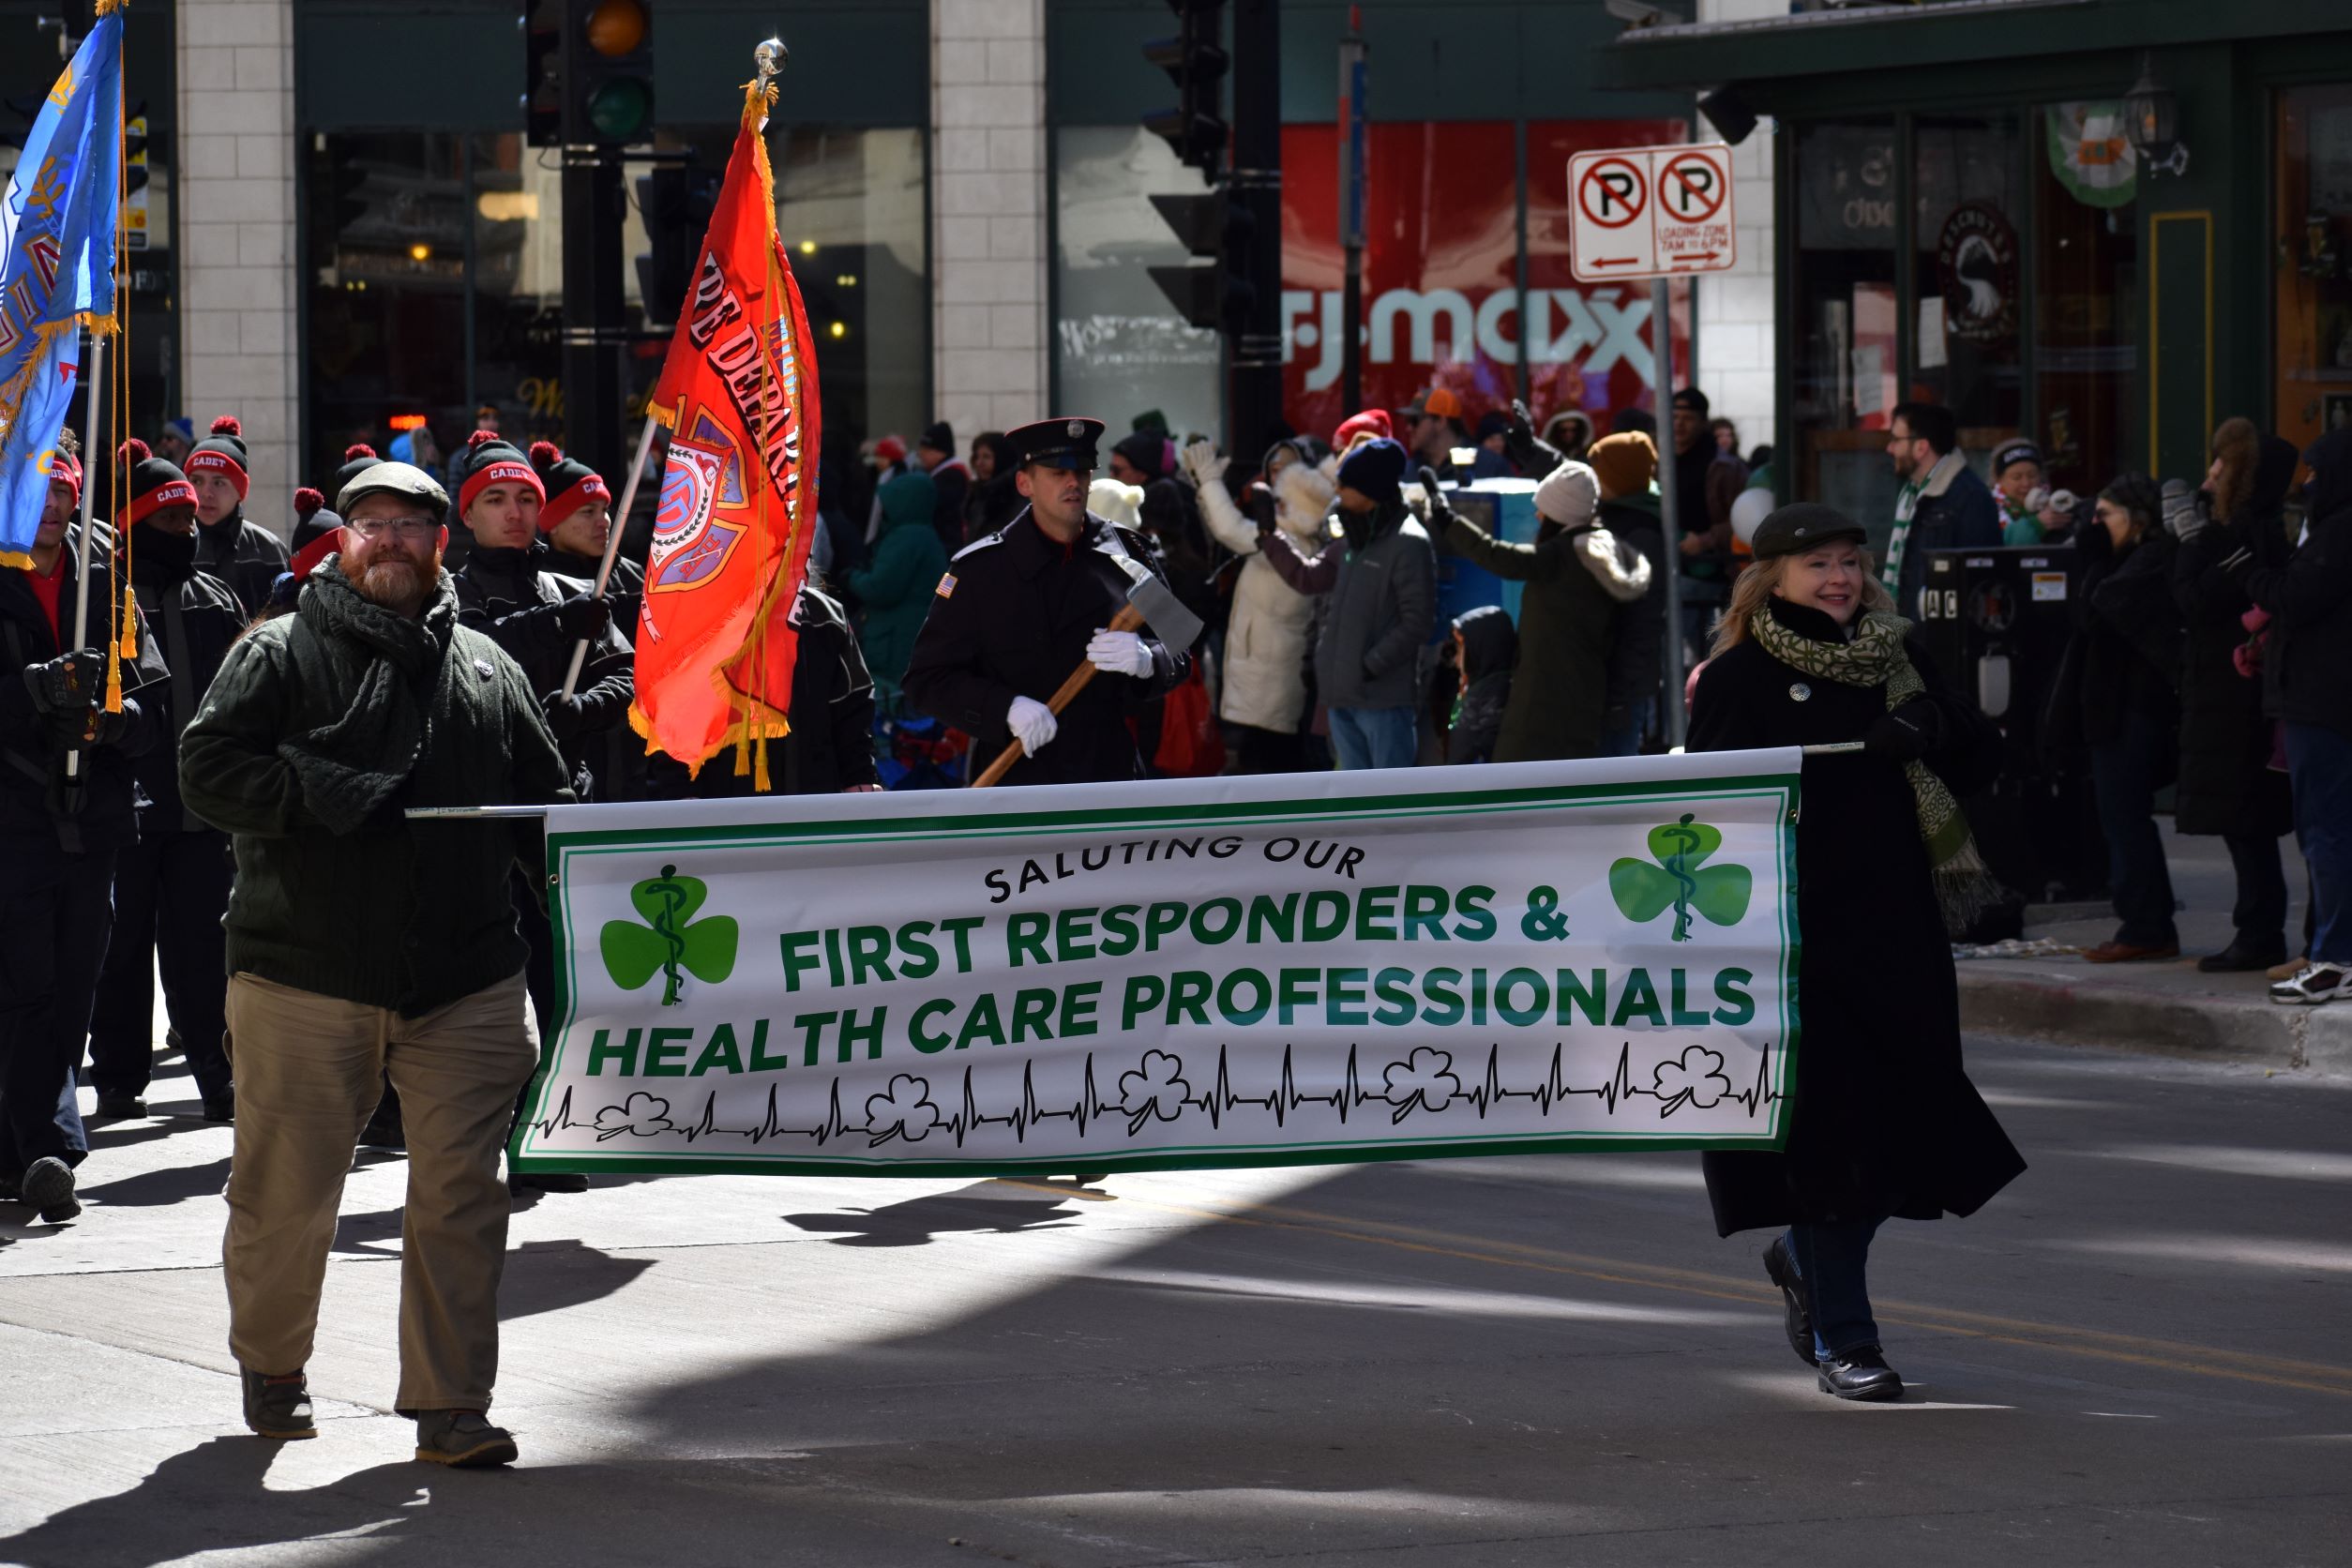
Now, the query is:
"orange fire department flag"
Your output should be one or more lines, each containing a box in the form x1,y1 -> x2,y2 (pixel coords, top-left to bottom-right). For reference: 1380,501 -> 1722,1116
629,78 -> 822,781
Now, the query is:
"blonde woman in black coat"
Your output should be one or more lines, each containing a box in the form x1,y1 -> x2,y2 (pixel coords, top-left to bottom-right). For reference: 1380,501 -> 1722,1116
1686,504 -> 2026,1401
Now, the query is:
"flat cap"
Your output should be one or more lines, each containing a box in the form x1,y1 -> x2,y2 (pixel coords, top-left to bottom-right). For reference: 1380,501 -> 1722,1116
1751,502 -> 1867,560
338,460 -> 449,519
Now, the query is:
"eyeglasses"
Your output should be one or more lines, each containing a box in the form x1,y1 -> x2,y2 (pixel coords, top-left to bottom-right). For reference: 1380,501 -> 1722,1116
346,516 -> 439,540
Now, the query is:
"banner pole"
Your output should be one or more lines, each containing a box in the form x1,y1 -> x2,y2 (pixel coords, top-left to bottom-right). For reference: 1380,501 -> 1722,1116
559,411 -> 660,700
1652,275 -> 1687,749
62,333 -> 107,783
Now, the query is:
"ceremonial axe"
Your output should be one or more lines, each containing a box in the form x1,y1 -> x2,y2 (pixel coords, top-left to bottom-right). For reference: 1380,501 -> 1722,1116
973,558 -> 1204,788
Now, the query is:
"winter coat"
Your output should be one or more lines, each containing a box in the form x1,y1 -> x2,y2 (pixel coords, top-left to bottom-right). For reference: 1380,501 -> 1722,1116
654,585 -> 880,796
178,565 -> 575,1017
1260,496 -> 1436,713
2245,427 -> 2352,737
848,469 -> 948,704
124,526 -> 249,832
1195,454 -> 1334,732
1598,495 -> 1668,735
193,508 -> 292,618
1892,453 -> 2002,619
1139,475 -> 1224,635
541,548 -> 651,801
0,535 -> 166,853
1440,501 -> 1651,761
1445,604 -> 1515,764
453,543 -> 636,799
1687,595 -> 2025,1234
927,460 -> 972,556
2068,522 -> 2183,753
2170,436 -> 2297,837
544,546 -> 645,644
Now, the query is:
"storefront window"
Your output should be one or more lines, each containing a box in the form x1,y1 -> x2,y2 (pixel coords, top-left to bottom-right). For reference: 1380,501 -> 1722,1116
1912,113 -> 2023,447
1790,119 -> 1899,541
2036,101 -> 2140,496
2274,83 -> 2352,453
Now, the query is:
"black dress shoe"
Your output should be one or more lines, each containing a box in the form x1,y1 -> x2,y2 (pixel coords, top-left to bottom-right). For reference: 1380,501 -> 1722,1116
509,1170 -> 589,1194
203,1095 -> 235,1123
1761,1238 -> 1815,1366
2198,938 -> 2289,973
93,1095 -> 146,1120
1817,1346 -> 1905,1401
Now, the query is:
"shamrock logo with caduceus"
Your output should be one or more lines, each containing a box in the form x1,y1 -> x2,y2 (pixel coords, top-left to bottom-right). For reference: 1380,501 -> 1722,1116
600,864 -> 739,1004
1609,814 -> 1752,942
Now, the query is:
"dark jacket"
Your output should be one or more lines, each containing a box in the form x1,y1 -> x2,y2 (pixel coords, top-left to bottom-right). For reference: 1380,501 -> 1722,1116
1440,500 -> 1651,761
453,543 -> 635,798
849,469 -> 949,703
124,524 -> 248,833
2072,521 -> 2183,752
0,534 -> 166,853
1444,605 -> 1515,764
544,546 -> 645,644
194,508 -> 292,618
1894,453 -> 2002,619
902,509 -> 1191,787
1687,596 -> 2024,1235
964,437 -> 1023,544
2171,436 -> 2298,837
1261,496 -> 1436,712
1599,495 -> 1668,735
926,459 -> 972,556
178,565 -> 575,1016
2244,428 -> 2352,737
654,584 -> 880,797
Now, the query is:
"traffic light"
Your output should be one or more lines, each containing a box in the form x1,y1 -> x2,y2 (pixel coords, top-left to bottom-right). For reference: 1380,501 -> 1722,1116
1147,189 -> 1256,335
527,0 -> 656,148
522,2 -> 562,148
633,163 -> 720,326
1141,1 -> 1227,178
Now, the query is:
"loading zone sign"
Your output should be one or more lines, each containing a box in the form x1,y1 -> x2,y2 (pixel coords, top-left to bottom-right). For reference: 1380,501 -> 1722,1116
1569,143 -> 1738,283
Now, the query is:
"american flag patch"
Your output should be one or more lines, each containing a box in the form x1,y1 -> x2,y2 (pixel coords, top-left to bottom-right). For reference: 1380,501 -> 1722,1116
935,572 -> 957,598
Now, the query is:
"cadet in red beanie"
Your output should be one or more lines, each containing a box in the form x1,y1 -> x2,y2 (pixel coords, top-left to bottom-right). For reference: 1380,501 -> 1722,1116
185,415 -> 291,614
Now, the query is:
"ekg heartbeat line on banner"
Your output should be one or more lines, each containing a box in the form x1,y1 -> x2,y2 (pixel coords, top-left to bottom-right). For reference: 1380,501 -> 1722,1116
530,1040 -> 1786,1154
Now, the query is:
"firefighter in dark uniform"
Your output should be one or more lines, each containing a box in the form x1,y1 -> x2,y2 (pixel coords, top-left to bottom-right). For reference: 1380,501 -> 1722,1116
903,417 -> 1192,786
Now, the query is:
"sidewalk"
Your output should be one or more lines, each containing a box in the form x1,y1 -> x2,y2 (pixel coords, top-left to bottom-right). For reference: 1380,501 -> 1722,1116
1954,819 -> 2352,1074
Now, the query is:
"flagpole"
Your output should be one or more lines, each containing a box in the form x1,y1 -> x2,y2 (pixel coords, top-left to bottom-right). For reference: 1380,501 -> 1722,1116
62,332 -> 106,782
558,411 -> 659,700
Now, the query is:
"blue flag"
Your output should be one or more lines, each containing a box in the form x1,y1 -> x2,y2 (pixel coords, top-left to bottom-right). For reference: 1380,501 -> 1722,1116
0,11 -> 121,567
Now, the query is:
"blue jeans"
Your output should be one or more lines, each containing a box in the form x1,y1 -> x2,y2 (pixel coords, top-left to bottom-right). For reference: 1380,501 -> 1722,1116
2088,711 -> 2179,947
2286,721 -> 2352,964
1599,698 -> 1654,759
1330,705 -> 1417,771
1783,1218 -> 1885,1361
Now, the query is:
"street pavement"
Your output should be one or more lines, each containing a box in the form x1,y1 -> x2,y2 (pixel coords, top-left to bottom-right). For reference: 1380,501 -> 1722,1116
3,1029 -> 2348,1566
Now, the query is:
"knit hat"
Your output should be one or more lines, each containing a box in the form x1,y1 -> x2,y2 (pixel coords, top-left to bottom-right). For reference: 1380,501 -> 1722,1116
1672,387 -> 1711,419
1532,461 -> 1600,529
918,420 -> 956,456
290,488 -> 343,552
1111,430 -> 1168,482
1991,438 -> 2042,477
331,443 -> 382,504
1396,387 -> 1463,423
44,444 -> 82,505
185,415 -> 250,500
872,435 -> 908,466
529,441 -> 611,534
162,416 -> 195,447
288,515 -> 342,584
1586,431 -> 1657,498
116,439 -> 199,528
1335,437 -> 1408,503
1333,409 -> 1392,450
453,429 -> 544,518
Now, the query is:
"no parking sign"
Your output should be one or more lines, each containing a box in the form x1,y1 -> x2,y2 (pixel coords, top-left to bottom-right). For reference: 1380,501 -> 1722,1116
1568,143 -> 1738,282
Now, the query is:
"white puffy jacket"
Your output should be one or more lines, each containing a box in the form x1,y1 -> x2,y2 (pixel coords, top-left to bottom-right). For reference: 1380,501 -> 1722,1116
1186,444 -> 1336,733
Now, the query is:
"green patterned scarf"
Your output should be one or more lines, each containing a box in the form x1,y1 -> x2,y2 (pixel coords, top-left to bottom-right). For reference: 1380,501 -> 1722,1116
1751,606 -> 1998,928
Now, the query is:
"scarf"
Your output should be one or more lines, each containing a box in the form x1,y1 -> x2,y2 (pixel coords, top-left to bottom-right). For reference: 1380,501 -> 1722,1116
281,563 -> 454,835
1750,605 -> 1998,927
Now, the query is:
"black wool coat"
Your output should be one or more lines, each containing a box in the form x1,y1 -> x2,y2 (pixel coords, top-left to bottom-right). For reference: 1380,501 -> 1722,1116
651,585 -> 881,798
2170,439 -> 2297,837
1687,596 -> 2026,1235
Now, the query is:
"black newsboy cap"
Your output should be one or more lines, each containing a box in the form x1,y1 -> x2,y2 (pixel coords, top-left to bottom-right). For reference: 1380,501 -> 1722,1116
1752,502 -> 1868,560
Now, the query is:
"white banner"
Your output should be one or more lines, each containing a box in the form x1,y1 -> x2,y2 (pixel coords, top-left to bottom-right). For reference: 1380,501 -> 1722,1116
513,752 -> 1802,1176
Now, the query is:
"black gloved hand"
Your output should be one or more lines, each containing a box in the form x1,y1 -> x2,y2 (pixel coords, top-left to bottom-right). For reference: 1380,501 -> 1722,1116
1862,699 -> 1941,762
553,595 -> 611,641
1417,466 -> 1455,528
1502,398 -> 1542,471
540,690 -> 588,743
24,648 -> 103,715
1246,482 -> 1279,537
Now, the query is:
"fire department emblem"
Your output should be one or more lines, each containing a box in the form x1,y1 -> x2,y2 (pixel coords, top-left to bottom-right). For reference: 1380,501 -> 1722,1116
648,431 -> 745,592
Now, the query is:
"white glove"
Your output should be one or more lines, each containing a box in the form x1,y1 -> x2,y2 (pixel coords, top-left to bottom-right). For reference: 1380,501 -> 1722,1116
1087,627 -> 1154,678
1181,439 -> 1229,488
1007,695 -> 1058,754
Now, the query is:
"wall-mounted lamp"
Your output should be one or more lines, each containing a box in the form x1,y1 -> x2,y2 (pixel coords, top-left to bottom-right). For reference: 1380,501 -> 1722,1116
2125,53 -> 2189,178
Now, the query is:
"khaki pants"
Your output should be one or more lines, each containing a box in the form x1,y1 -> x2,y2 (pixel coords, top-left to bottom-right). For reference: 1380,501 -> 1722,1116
222,970 -> 539,1412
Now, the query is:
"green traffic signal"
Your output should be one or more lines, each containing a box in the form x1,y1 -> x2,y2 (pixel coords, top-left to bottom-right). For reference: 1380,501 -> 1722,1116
587,77 -> 652,142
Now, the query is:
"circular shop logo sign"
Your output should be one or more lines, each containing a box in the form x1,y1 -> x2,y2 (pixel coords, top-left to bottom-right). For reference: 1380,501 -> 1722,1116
1937,201 -> 2019,346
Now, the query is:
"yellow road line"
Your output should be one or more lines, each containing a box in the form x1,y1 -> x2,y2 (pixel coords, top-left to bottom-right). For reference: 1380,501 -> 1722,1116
996,1179 -> 2352,1400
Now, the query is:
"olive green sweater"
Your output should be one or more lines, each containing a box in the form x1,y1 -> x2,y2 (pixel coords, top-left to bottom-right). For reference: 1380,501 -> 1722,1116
180,565 -> 575,1017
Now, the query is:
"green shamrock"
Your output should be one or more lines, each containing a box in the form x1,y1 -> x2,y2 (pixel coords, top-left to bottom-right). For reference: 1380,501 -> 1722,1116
1608,814 -> 1752,942
600,864 -> 738,1004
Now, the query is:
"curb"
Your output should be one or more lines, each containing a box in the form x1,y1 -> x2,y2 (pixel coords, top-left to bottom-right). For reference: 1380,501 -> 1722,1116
1956,969 -> 2352,1075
